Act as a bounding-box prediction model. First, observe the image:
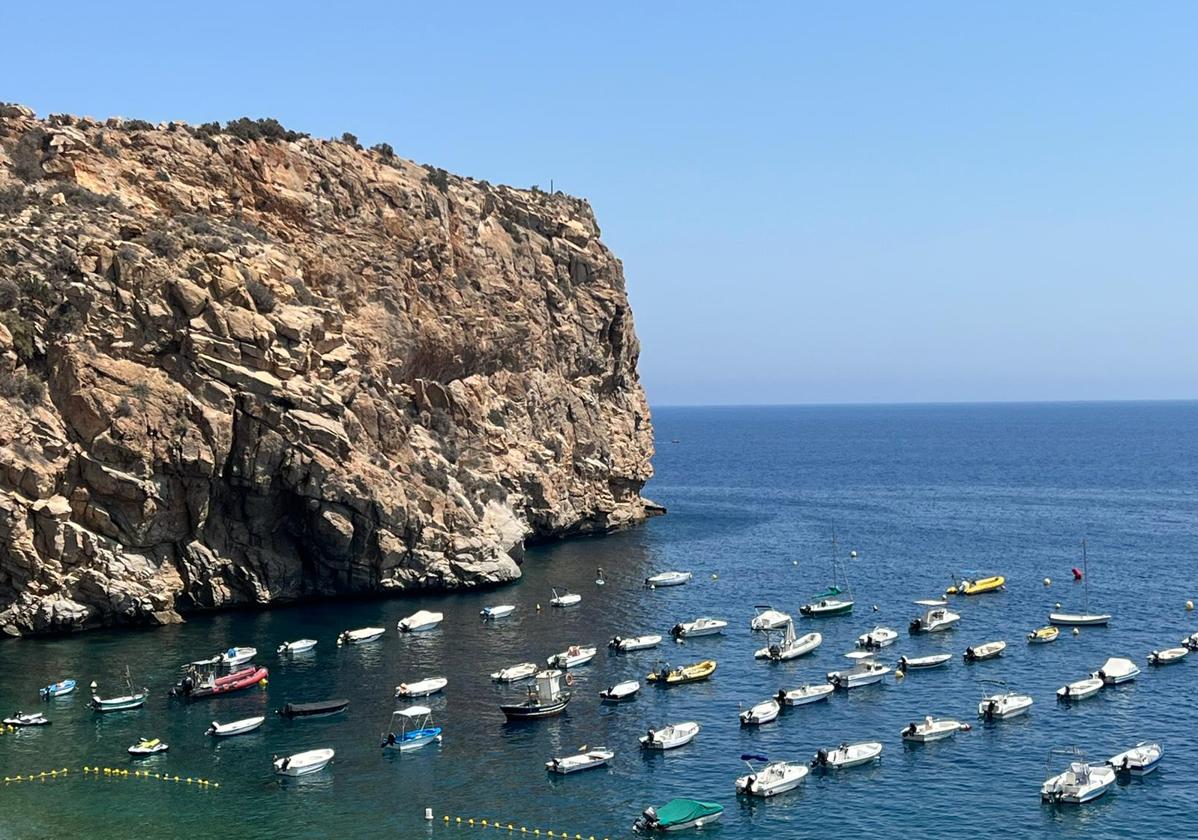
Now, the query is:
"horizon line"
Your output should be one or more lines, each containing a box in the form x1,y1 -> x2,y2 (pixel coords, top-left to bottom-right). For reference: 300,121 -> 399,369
649,397 -> 1198,409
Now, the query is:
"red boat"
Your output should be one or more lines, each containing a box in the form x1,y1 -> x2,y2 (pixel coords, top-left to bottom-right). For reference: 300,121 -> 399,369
172,665 -> 268,699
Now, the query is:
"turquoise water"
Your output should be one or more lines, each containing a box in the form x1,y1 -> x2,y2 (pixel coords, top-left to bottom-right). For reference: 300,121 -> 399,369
2,402 -> 1197,838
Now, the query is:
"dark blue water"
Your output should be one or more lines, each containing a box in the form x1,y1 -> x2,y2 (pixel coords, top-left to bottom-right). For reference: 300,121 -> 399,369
2,402 -> 1197,839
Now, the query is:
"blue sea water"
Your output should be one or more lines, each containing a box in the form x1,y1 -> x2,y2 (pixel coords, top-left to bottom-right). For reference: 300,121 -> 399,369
2,401 -> 1197,839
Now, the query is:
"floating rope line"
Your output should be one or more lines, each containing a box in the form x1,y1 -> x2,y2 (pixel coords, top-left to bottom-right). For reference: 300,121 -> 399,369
2,767 -> 218,788
437,815 -> 608,839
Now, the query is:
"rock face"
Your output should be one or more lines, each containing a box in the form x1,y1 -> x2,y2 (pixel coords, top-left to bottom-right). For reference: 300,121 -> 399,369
0,106 -> 656,636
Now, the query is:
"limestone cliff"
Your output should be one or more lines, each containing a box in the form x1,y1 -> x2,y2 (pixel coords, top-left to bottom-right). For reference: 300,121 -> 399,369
0,104 -> 655,636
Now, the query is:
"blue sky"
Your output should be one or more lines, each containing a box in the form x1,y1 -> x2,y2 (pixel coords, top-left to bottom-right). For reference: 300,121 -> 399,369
6,3 -> 1197,405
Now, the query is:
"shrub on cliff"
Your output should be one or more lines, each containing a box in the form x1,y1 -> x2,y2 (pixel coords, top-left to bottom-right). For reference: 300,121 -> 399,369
372,142 -> 394,158
122,119 -> 155,131
223,117 -> 307,143
0,311 -> 37,362
340,132 -> 361,150
11,129 -> 47,182
0,185 -> 29,213
0,371 -> 45,406
141,229 -> 180,259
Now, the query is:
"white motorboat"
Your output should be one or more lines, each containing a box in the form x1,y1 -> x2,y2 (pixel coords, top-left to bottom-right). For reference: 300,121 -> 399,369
274,747 -> 335,776
1107,741 -> 1164,776
898,653 -> 952,670
490,662 -> 538,682
827,651 -> 892,689
381,706 -> 441,751
395,676 -> 448,698
337,627 -> 385,645
608,634 -> 662,652
856,626 -> 899,649
901,716 -> 965,742
776,683 -> 834,706
977,681 -> 1034,720
754,621 -> 820,661
481,605 -> 515,620
220,646 -> 257,667
735,755 -> 808,797
546,747 -> 614,774
1048,539 -> 1111,627
549,588 -> 581,607
547,645 -> 597,669
599,680 -> 641,702
277,639 -> 317,655
398,610 -> 444,632
1056,676 -> 1103,701
963,640 -> 1006,662
128,738 -> 168,756
1041,748 -> 1115,803
3,711 -> 50,727
739,698 -> 780,726
645,571 -> 692,587
1183,631 -> 1198,652
750,606 -> 792,631
908,601 -> 961,634
811,741 -> 883,769
206,716 -> 266,737
640,721 -> 701,750
38,679 -> 76,699
1094,656 -> 1139,684
1147,647 -> 1188,666
671,617 -> 728,638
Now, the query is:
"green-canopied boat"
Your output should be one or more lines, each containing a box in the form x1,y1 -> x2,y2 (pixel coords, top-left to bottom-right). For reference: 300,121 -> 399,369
634,799 -> 723,832
799,531 -> 855,617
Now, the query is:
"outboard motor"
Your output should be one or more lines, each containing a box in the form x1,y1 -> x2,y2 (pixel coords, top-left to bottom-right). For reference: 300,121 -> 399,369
814,748 -> 829,767
909,618 -> 922,633
633,806 -> 658,833
670,624 -> 684,638
768,644 -> 782,660
608,636 -> 622,650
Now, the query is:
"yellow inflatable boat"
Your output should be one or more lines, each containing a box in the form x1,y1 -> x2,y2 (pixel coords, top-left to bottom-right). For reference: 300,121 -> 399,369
647,659 -> 717,685
947,575 -> 1006,596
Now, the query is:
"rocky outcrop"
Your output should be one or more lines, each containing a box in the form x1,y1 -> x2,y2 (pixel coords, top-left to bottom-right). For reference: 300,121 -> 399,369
0,105 -> 655,636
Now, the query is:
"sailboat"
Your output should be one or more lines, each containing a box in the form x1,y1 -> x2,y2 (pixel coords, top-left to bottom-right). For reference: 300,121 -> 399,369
799,532 -> 855,617
89,667 -> 148,713
1049,540 -> 1111,626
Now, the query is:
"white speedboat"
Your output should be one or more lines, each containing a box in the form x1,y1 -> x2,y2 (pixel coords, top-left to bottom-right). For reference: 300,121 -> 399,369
1107,742 -> 1164,776
274,747 -> 335,776
128,738 -> 168,756
277,639 -> 317,655
608,634 -> 662,652
909,601 -> 961,634
546,747 -> 614,774
739,698 -> 780,726
645,571 -> 692,587
398,610 -> 443,632
1041,748 -> 1115,803
481,605 -> 515,620
856,626 -> 899,649
1147,647 -> 1188,666
640,721 -> 701,750
1056,676 -> 1103,701
750,606 -> 792,631
671,617 -> 727,638
776,683 -> 834,706
599,680 -> 640,702
963,640 -> 1006,662
898,653 -> 952,670
220,646 -> 257,667
754,621 -> 820,661
549,588 -> 581,607
206,716 -> 265,737
827,651 -> 892,690
490,662 -> 538,682
1183,631 -> 1198,652
395,676 -> 448,698
337,627 -> 385,645
1095,656 -> 1140,684
811,741 -> 883,769
735,755 -> 808,797
3,711 -> 50,727
901,716 -> 964,742
978,682 -> 1034,720
381,706 -> 441,751
547,645 -> 597,669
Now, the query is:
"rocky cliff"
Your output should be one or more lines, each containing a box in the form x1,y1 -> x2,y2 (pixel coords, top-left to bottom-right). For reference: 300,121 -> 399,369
0,105 -> 656,636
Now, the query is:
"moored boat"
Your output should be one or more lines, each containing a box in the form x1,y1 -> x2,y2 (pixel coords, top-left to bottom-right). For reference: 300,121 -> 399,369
645,571 -> 692,587
1106,741 -> 1164,776
754,621 -> 820,661
750,606 -> 791,631
206,716 -> 265,737
609,634 -> 662,652
171,664 -> 268,700
499,670 -> 571,720
1094,656 -> 1139,684
219,646 -> 257,668
647,659 -> 716,686
337,627 -> 385,645
947,575 -> 1005,596
90,668 -> 148,713
1147,647 -> 1187,666
799,532 -> 855,617
901,716 -> 965,742
398,610 -> 444,632
827,651 -> 892,689
128,738 -> 168,756
909,600 -> 961,634
1048,539 -> 1111,626
856,626 -> 898,649
3,711 -> 50,727
490,662 -> 538,683
1041,747 -> 1114,804
735,754 -> 808,797
277,639 -> 317,655
381,706 -> 442,751
546,747 -> 614,774
634,799 -> 723,832
599,680 -> 640,702
1028,626 -> 1059,644
1183,631 -> 1198,652
898,653 -> 952,671
739,698 -> 780,726
776,683 -> 834,706
274,748 -> 334,776
963,640 -> 1006,662
640,721 -> 701,750
549,588 -> 581,608
275,698 -> 349,719
39,679 -> 77,700
1056,676 -> 1103,701
670,617 -> 727,638
811,741 -> 883,769
977,681 -> 1034,721
481,605 -> 515,620
547,645 -> 597,669
395,676 -> 448,698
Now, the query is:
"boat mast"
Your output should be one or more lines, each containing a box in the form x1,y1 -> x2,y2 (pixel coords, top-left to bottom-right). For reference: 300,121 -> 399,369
1081,538 -> 1089,613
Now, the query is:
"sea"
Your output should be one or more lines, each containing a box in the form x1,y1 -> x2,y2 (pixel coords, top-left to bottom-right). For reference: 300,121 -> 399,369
2,402 -> 1196,839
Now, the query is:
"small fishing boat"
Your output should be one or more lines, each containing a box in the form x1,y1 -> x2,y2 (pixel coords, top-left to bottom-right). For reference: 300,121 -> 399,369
634,799 -> 723,832
1028,626 -> 1059,644
547,645 -> 597,669
3,711 -> 50,727
909,600 -> 961,634
337,627 -> 385,645
811,741 -> 883,769
1183,631 -> 1198,652
481,605 -> 515,620
739,698 -> 780,726
947,575 -> 1006,596
90,669 -> 148,713
1106,742 -> 1164,776
670,617 -> 727,638
1041,747 -> 1115,804
275,699 -> 349,719
546,747 -> 614,774
549,588 -> 581,608
963,640 -> 1006,662
898,653 -> 952,671
599,680 -> 641,702
171,664 -> 269,700
219,646 -> 257,668
735,754 -> 808,797
1094,656 -> 1139,684
977,681 -> 1034,720
1056,676 -> 1103,701
609,634 -> 663,652
645,571 -> 692,587
647,659 -> 717,686
277,639 -> 317,655
754,621 -> 820,661
901,716 -> 965,743
776,683 -> 834,706
499,670 -> 571,720
1147,647 -> 1188,666
395,676 -> 448,698
381,706 -> 442,751
856,626 -> 899,650
206,716 -> 265,737
1048,540 -> 1111,626
128,738 -> 169,756
398,609 -> 444,632
827,651 -> 892,690
640,721 -> 701,750
490,662 -> 538,682
274,748 -> 335,776
750,606 -> 792,631
39,679 -> 76,700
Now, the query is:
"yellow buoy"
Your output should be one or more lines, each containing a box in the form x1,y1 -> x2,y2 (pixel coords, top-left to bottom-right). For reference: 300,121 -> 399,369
711,574 -> 718,580
1186,600 -> 1194,611
895,669 -> 905,679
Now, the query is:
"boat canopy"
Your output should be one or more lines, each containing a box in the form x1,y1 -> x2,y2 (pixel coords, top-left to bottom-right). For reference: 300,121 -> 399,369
915,598 -> 947,606
844,651 -> 873,660
740,753 -> 768,762
655,799 -> 723,826
396,705 -> 431,717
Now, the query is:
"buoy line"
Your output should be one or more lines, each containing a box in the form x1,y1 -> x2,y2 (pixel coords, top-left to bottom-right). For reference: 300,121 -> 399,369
1,767 -> 219,788
437,814 -> 609,839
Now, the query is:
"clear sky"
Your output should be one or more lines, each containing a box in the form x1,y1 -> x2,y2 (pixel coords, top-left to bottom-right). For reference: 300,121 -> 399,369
6,3 -> 1196,405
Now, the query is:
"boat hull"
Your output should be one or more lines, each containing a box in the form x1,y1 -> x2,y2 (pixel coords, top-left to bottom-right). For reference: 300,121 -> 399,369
777,685 -> 834,706
1048,613 -> 1111,627
800,600 -> 854,617
500,697 -> 570,720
